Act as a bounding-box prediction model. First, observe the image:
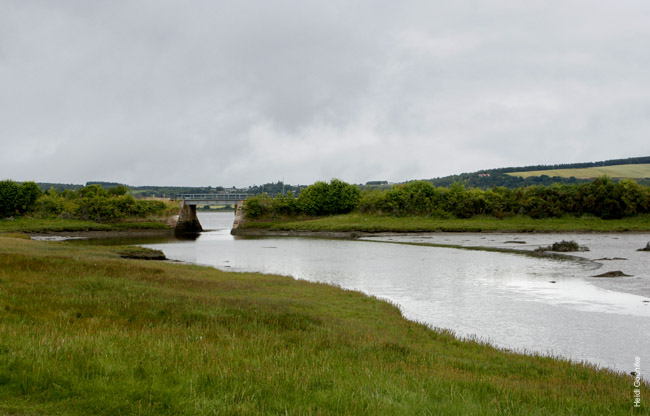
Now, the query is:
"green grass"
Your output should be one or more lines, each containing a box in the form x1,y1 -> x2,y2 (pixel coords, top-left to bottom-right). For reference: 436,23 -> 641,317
506,163 -> 650,179
0,236 -> 645,415
0,217 -> 169,233
241,213 -> 650,233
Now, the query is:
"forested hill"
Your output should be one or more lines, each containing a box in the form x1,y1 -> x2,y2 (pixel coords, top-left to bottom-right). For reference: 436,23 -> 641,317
490,155 -> 650,174
428,156 -> 650,189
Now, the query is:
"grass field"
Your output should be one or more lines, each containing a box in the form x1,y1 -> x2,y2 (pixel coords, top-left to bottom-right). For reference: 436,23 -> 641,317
506,164 -> 650,179
0,236 -> 645,414
240,213 -> 650,233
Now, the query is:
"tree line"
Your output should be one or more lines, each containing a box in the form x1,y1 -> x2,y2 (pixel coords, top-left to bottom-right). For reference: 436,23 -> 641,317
428,172 -> 592,189
488,155 -> 650,174
1,181 -> 169,222
244,179 -> 360,218
428,156 -> 650,189
244,177 -> 650,220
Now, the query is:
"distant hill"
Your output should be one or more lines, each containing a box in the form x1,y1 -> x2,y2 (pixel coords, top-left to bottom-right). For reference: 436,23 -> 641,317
35,181 -> 305,198
36,182 -> 83,192
33,156 -> 650,195
428,156 -> 650,189
507,164 -> 650,180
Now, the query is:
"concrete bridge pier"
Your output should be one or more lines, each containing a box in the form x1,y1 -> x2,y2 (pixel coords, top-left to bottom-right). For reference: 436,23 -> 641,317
175,203 -> 203,235
230,201 -> 246,234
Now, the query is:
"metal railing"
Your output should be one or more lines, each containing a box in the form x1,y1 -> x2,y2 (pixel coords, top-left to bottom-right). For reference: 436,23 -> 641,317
173,194 -> 251,201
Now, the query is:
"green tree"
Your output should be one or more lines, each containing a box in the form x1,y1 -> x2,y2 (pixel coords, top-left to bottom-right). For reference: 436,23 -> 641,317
297,181 -> 330,216
0,180 -> 20,217
296,179 -> 360,216
16,181 -> 42,213
325,179 -> 360,214
108,185 -> 129,196
0,180 -> 41,216
78,184 -> 109,199
358,189 -> 389,214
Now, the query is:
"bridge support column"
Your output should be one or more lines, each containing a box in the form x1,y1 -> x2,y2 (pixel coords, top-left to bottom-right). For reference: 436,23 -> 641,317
230,201 -> 246,234
175,203 -> 203,235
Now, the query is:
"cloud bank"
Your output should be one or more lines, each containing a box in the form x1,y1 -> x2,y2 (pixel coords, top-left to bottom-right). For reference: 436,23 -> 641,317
1,0 -> 649,186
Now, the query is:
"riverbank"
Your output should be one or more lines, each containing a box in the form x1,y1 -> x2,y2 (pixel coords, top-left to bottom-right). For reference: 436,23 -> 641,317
0,235 -> 645,414
235,213 -> 650,234
0,217 -> 171,235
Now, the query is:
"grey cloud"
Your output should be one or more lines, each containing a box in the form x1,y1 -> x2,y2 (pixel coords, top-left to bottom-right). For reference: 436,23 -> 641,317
1,0 -> 649,186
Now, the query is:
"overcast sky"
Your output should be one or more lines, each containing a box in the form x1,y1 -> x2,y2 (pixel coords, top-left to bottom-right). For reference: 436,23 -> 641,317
1,1 -> 649,187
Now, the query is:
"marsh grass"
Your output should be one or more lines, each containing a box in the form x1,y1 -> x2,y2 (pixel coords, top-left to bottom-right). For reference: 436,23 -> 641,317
242,213 -> 650,233
0,218 -> 169,233
0,236 -> 645,415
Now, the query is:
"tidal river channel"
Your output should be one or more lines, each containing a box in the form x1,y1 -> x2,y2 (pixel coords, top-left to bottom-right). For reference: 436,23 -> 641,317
143,212 -> 650,376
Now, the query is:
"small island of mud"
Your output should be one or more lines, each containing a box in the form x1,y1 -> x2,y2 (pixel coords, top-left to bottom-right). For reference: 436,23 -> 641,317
591,271 -> 632,278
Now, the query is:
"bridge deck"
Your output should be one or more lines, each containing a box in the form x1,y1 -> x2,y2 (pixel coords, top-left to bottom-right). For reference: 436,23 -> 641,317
173,194 -> 251,206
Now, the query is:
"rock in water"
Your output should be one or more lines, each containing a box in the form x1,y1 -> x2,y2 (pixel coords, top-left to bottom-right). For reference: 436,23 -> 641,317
637,242 -> 650,252
591,271 -> 632,278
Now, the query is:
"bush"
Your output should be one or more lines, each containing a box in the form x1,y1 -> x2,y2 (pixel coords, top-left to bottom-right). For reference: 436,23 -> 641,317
0,180 -> 20,217
297,181 -> 330,216
243,195 -> 266,219
325,179 -> 360,214
31,185 -> 167,222
358,190 -> 389,214
243,180 -> 360,219
0,180 -> 42,217
298,179 -> 359,216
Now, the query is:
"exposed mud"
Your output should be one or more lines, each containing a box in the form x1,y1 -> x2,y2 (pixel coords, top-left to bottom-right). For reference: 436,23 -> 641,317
591,271 -> 633,278
30,229 -> 174,240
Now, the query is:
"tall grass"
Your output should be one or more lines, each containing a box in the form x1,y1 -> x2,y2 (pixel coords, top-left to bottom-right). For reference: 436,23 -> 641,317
0,236 -> 645,414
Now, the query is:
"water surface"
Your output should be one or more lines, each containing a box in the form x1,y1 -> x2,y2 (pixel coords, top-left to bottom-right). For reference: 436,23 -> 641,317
144,212 -> 650,376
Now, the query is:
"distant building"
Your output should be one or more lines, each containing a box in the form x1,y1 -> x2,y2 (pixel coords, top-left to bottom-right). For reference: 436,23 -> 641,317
478,173 -> 491,177
366,180 -> 389,186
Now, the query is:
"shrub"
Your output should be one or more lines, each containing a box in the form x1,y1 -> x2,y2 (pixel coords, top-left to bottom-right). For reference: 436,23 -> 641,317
243,195 -> 265,219
325,179 -> 360,214
0,180 -> 20,217
297,179 -> 359,216
0,180 -> 42,217
297,181 -> 330,216
31,185 -> 167,222
358,190 -> 389,214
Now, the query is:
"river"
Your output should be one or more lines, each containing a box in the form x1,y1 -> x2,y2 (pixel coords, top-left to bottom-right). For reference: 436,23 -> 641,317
143,212 -> 650,376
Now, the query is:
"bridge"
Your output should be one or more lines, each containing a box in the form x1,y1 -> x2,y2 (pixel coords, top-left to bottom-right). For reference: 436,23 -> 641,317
173,193 -> 251,206
172,193 -> 252,234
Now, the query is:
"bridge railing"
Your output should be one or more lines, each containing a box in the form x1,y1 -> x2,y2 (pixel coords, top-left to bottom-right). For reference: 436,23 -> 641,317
173,194 -> 251,201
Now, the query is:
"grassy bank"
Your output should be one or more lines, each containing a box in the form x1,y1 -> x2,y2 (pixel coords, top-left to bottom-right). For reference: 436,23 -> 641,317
0,217 -> 169,234
0,236 -> 645,415
240,213 -> 650,233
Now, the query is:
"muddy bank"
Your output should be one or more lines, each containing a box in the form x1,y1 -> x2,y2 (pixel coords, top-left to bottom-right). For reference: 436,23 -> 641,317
29,229 -> 174,240
231,228 -> 362,239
